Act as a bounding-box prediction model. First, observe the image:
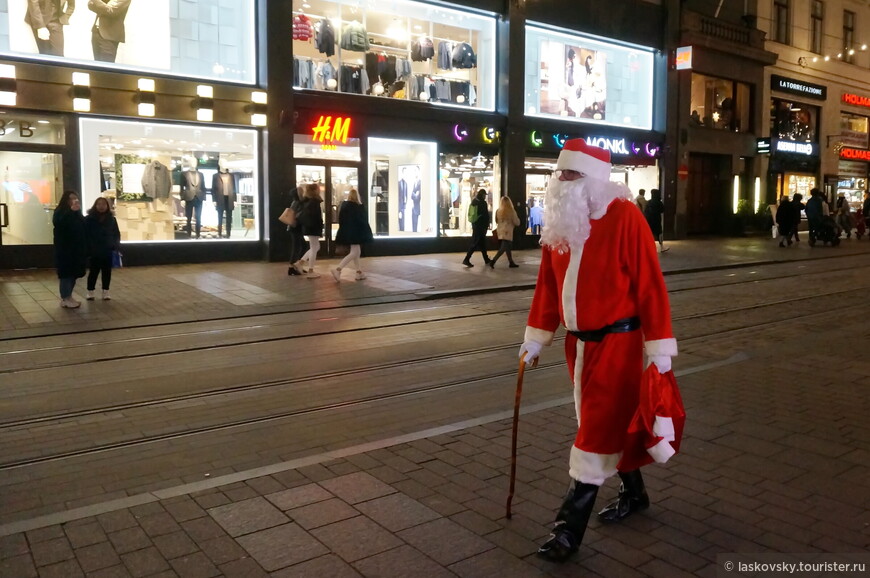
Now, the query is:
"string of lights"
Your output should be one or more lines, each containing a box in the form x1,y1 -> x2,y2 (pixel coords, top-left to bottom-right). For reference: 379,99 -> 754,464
797,42 -> 868,67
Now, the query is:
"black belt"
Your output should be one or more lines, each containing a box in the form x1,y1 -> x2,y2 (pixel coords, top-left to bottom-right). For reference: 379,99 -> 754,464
569,317 -> 641,342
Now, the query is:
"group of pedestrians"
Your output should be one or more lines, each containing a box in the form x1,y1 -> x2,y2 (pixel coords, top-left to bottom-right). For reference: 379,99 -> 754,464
53,191 -> 120,308
779,188 -> 870,247
775,192 -> 805,247
284,184 -> 373,281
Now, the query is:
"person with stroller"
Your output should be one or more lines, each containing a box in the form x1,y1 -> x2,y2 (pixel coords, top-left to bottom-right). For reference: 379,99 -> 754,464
806,188 -> 839,247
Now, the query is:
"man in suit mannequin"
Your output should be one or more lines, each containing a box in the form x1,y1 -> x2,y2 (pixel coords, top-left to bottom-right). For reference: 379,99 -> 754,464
25,0 -> 75,57
397,167 -> 409,232
180,157 -> 206,239
212,158 -> 237,239
87,0 -> 131,63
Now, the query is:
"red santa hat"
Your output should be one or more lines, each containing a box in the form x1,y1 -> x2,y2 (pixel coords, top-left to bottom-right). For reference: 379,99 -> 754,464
555,138 -> 611,182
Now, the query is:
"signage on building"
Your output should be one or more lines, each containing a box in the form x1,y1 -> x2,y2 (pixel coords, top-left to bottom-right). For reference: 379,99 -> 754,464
586,136 -> 660,157
837,160 -> 869,178
311,115 -> 352,150
842,92 -> 870,109
675,46 -> 693,70
757,138 -> 771,154
773,139 -> 818,156
839,147 -> 870,162
771,75 -> 827,100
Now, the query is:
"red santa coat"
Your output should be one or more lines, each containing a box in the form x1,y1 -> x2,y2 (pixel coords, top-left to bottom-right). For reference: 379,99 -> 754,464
525,198 -> 678,485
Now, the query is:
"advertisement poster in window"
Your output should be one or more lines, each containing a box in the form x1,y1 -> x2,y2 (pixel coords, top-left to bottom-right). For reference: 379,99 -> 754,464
6,1 -> 170,70
398,164 -> 422,234
539,41 -> 606,120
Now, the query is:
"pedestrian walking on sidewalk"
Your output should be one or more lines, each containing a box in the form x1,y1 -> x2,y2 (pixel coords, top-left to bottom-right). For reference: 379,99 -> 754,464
518,138 -> 678,564
462,189 -> 491,267
284,187 -> 307,276
332,188 -> 374,282
790,193 -> 804,243
297,183 -> 324,279
775,195 -> 795,247
85,197 -> 121,300
805,188 -> 827,246
635,188 -> 647,213
489,196 -> 520,268
835,192 -> 853,239
643,189 -> 668,253
53,190 -> 88,308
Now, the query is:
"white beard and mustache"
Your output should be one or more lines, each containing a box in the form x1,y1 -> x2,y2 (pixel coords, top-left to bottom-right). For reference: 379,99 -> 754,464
539,176 -> 634,253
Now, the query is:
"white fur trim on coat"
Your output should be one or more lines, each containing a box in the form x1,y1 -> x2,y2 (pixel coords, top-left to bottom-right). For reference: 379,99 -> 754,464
569,446 -> 620,486
555,150 -> 611,182
524,326 -> 555,347
647,438 -> 676,463
644,338 -> 678,357
561,247 -> 583,331
573,340 -> 584,427
653,415 -> 675,442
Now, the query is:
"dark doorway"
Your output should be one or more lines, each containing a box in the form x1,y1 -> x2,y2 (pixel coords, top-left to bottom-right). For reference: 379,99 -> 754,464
686,153 -> 732,234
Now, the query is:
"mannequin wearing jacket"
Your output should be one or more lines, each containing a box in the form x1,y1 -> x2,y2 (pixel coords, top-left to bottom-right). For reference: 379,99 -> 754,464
212,159 -> 237,238
25,0 -> 75,56
87,0 -> 131,63
180,157 -> 206,238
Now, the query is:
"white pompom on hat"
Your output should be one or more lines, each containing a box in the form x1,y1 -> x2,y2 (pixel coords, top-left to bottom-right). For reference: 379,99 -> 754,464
555,138 -> 611,182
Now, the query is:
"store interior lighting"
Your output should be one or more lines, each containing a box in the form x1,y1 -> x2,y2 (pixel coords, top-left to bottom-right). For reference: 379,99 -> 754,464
136,78 -> 156,117
0,64 -> 16,107
71,72 -> 91,112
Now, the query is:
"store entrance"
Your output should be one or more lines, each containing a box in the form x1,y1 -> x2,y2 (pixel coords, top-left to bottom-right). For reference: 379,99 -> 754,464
525,158 -> 556,236
0,151 -> 64,269
686,153 -> 731,234
295,163 -> 360,256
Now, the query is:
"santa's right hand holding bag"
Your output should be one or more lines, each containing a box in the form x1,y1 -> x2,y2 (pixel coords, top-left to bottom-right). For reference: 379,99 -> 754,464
647,355 -> 672,373
519,340 -> 543,366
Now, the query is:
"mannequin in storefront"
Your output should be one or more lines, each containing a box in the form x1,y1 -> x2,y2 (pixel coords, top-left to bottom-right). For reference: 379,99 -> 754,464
87,0 -> 132,63
25,0 -> 75,57
409,166 -> 422,233
212,157 -> 237,239
439,170 -> 452,234
397,167 -> 409,232
180,156 -> 206,238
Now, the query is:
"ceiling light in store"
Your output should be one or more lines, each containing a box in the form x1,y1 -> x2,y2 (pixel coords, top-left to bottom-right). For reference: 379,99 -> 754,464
387,18 -> 407,41
136,78 -> 156,117
38,119 -> 50,124
0,64 -> 17,106
71,72 -> 91,112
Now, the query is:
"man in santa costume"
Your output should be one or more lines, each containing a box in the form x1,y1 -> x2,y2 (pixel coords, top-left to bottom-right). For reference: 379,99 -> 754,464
519,138 -> 678,563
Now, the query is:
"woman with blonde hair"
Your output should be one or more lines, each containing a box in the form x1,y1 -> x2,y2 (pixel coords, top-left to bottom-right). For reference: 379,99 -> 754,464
296,183 -> 324,278
332,188 -> 374,281
488,195 -> 520,268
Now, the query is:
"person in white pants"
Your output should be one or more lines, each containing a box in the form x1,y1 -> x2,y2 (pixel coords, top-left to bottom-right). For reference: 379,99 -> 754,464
332,188 -> 374,282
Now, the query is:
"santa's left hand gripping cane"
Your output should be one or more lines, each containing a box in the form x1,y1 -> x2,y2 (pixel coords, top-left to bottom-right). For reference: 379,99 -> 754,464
506,342 -> 541,519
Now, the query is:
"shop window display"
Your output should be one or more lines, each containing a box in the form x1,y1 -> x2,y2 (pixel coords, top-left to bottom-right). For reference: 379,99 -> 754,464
292,0 -> 495,110
368,137 -> 437,237
839,112 -> 869,150
1,0 -> 256,83
80,119 -> 259,242
689,74 -> 751,132
524,25 -> 654,130
438,152 -> 499,237
770,99 -> 818,142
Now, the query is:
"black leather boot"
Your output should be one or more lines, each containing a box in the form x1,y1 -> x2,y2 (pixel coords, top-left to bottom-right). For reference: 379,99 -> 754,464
537,480 -> 599,563
597,469 -> 650,522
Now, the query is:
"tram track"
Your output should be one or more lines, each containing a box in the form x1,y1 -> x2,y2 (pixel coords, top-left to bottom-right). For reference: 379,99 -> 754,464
2,282 -> 869,471
2,258 -> 869,375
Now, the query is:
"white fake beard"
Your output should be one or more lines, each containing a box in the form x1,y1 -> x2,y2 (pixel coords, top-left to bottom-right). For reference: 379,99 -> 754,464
540,177 -> 633,253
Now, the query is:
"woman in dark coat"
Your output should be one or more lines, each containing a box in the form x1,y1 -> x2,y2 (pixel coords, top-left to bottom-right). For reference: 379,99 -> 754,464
296,183 -> 324,279
462,189 -> 492,267
85,197 -> 121,300
285,187 -> 307,276
53,190 -> 88,308
643,188 -> 668,253
331,188 -> 374,282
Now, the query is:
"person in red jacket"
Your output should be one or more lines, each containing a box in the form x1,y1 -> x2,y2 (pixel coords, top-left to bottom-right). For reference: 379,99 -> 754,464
518,138 -> 678,563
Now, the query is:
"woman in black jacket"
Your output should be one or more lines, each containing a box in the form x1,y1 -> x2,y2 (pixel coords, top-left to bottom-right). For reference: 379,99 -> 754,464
53,190 -> 88,308
85,197 -> 121,300
331,188 -> 374,282
462,189 -> 492,267
296,183 -> 324,279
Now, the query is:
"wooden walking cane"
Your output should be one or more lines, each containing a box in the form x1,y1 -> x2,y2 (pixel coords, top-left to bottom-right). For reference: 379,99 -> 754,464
506,353 -> 538,519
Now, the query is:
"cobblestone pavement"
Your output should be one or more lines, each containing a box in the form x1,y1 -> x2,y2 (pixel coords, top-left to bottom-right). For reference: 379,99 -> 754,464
1,238 -> 869,577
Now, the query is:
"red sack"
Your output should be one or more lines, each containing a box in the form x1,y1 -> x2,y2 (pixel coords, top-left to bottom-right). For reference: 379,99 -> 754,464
617,365 -> 686,472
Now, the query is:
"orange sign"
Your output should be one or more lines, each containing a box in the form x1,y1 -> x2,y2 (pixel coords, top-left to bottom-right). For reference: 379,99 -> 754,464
675,46 -> 692,70
311,115 -> 352,149
842,93 -> 870,109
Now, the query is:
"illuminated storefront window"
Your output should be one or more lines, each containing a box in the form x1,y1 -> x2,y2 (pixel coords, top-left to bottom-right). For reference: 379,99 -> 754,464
689,74 -> 751,132
0,1 -> 256,83
80,119 -> 260,242
292,0 -> 496,110
523,25 -> 655,130
438,151 -> 500,237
